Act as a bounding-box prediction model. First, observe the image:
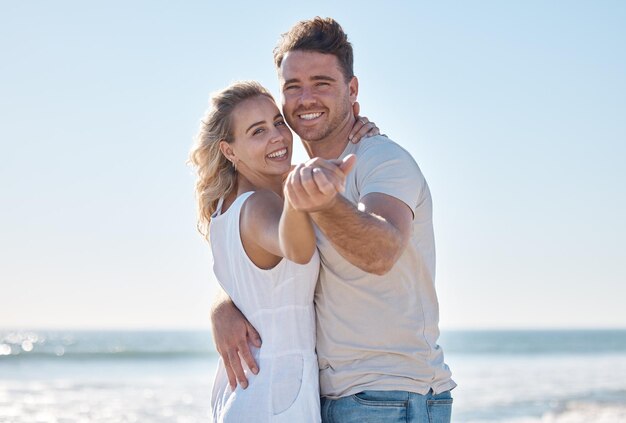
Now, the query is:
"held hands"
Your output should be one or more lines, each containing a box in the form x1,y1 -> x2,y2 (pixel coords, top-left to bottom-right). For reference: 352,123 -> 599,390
284,154 -> 357,213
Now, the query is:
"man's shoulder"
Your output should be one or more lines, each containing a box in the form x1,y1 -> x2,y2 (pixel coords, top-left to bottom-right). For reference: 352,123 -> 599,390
353,134 -> 399,151
353,135 -> 415,160
351,135 -> 420,172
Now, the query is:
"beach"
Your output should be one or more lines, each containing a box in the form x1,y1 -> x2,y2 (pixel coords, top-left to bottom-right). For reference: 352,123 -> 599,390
1,330 -> 625,422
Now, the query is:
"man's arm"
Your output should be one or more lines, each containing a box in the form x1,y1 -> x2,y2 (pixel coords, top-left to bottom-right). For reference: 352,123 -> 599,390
311,192 -> 413,275
286,151 -> 416,275
210,286 -> 261,389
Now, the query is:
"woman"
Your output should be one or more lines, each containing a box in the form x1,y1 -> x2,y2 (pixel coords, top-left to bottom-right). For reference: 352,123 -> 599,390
189,81 -> 376,422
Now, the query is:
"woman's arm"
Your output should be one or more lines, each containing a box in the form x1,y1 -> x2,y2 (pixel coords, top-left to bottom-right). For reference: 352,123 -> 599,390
278,189 -> 316,264
240,180 -> 316,268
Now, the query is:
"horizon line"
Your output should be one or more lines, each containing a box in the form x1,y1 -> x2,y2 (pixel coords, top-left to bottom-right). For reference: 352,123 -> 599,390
2,326 -> 626,332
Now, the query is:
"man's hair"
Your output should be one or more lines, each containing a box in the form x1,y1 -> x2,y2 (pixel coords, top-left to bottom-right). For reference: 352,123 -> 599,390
273,17 -> 354,82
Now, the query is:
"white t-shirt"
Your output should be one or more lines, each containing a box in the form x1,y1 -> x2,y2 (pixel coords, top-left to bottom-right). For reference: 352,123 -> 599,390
314,135 -> 456,398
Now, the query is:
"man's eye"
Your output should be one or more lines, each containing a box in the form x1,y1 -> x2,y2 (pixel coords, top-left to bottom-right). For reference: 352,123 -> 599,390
284,85 -> 299,91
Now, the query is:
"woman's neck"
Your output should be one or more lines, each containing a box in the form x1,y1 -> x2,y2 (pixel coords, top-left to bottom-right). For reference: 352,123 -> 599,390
221,171 -> 284,214
236,173 -> 283,197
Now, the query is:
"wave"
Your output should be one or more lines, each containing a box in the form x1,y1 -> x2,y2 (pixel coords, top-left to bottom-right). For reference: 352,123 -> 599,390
0,330 -> 218,360
0,350 -> 218,360
440,329 -> 626,355
457,389 -> 626,422
542,400 -> 626,423
3,329 -> 626,361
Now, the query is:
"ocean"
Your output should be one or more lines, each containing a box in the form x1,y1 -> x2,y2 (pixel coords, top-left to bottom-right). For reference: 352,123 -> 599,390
1,329 -> 625,422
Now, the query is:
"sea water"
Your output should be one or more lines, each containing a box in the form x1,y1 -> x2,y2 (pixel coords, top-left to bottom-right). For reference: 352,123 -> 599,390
441,330 -> 626,422
1,330 -> 625,422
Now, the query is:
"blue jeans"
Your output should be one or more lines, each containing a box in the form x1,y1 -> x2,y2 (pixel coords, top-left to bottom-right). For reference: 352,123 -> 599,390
321,390 -> 453,423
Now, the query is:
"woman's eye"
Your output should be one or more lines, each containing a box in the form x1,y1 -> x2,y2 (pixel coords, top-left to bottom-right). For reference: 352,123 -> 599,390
253,128 -> 264,135
275,120 -> 285,127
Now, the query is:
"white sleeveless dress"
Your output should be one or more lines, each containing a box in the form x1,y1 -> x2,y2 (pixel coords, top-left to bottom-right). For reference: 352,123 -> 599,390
209,191 -> 321,423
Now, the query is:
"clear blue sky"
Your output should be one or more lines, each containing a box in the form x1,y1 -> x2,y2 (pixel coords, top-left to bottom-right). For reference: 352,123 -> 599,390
1,1 -> 624,329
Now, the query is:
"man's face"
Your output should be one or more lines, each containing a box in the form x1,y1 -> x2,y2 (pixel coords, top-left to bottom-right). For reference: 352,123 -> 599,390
278,50 -> 357,142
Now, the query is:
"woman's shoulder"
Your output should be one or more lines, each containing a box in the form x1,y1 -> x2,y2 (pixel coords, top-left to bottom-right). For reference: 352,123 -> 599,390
216,190 -> 254,216
239,189 -> 285,269
242,189 -> 281,211
240,189 -> 282,226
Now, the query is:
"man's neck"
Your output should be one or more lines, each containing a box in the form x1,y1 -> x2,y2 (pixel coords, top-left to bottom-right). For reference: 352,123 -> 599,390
303,115 -> 355,160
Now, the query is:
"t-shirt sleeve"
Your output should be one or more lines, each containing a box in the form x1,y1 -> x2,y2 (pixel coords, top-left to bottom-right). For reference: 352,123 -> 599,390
355,141 -> 425,213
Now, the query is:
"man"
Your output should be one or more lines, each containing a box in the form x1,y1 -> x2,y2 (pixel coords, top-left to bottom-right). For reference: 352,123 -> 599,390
211,17 -> 456,422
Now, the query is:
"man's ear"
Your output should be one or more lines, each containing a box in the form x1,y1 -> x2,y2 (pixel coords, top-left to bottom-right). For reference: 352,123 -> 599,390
349,76 -> 359,104
219,140 -> 236,163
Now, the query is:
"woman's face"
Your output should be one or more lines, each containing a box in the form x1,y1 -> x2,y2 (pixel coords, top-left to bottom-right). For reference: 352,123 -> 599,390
226,95 -> 293,178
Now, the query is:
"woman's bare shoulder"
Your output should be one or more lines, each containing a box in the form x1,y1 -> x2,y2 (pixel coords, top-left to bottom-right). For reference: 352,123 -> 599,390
240,189 -> 282,232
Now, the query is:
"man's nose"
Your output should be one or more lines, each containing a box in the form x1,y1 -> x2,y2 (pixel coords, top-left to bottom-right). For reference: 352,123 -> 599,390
299,86 -> 316,106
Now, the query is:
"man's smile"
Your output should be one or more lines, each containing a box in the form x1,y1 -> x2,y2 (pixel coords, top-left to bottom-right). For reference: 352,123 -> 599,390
298,112 -> 324,121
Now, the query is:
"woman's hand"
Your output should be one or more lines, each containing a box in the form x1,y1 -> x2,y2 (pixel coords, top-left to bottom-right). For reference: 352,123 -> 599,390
349,101 -> 382,143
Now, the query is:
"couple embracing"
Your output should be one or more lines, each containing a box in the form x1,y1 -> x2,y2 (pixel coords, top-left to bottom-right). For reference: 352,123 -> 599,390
189,17 -> 456,423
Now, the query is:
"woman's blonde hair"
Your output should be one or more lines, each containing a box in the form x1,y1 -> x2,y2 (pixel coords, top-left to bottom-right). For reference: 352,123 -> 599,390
189,81 -> 274,238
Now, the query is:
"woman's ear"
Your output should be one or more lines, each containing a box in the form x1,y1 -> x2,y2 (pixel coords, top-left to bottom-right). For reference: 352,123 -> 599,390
219,140 -> 236,163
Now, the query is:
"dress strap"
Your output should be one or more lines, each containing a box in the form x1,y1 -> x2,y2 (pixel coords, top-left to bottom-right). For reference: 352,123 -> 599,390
213,197 -> 225,217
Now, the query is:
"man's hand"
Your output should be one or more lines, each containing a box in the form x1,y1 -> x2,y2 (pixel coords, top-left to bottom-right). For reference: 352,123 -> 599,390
211,296 -> 261,389
284,155 -> 356,212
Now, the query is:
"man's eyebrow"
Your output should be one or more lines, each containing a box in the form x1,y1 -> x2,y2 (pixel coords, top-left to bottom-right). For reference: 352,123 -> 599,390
283,75 -> 337,85
283,78 -> 300,86
311,75 -> 336,82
